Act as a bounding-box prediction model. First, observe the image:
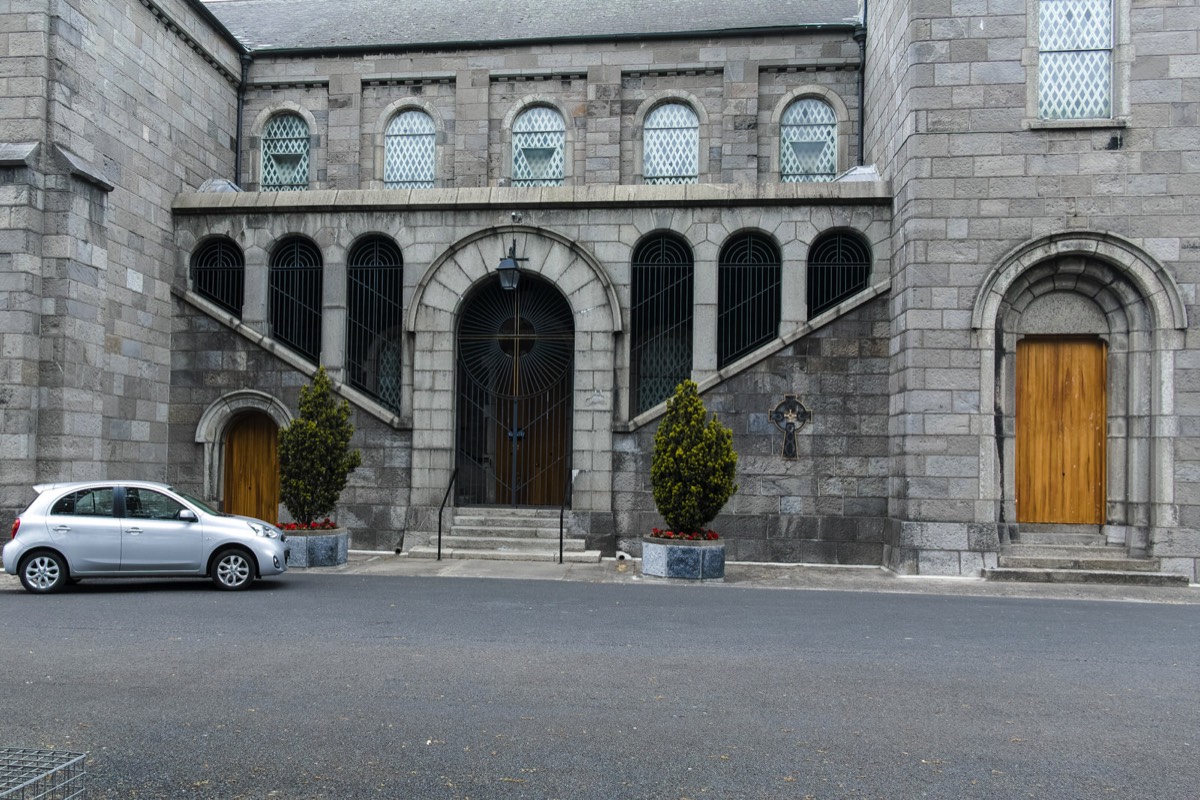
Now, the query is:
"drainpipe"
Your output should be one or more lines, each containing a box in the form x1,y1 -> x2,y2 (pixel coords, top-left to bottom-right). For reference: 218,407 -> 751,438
853,0 -> 868,166
234,53 -> 252,188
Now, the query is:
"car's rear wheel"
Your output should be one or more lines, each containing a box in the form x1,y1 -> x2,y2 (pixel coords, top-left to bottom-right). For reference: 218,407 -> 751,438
19,551 -> 68,594
211,548 -> 255,591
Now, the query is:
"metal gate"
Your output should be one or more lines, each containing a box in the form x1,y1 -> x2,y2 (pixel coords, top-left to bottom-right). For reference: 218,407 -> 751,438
455,274 -> 574,506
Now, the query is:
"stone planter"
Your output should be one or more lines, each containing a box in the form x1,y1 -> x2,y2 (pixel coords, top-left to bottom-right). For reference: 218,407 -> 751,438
284,529 -> 349,568
641,536 -> 725,581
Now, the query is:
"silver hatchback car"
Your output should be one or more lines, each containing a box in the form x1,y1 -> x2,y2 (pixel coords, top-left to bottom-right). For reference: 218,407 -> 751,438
3,481 -> 288,593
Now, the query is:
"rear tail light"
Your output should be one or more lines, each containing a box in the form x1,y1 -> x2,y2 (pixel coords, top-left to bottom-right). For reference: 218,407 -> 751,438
10,518 -> 19,539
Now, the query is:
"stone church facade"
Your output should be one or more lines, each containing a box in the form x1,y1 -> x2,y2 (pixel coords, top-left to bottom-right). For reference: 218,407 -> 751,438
3,0 -> 1198,579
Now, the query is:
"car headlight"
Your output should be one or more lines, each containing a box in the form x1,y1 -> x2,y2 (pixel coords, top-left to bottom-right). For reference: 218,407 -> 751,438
248,522 -> 279,539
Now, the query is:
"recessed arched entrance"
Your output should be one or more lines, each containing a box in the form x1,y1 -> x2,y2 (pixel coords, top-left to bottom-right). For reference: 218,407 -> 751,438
455,273 -> 574,506
223,411 -> 280,522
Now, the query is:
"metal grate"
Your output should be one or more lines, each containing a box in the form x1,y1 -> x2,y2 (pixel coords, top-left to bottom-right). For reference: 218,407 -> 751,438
718,233 -> 781,368
384,110 -> 436,188
643,103 -> 699,185
631,234 -> 693,413
512,106 -> 565,187
347,236 -> 404,412
1038,0 -> 1112,119
807,231 -> 871,318
261,113 -> 309,191
780,98 -> 837,182
269,236 -> 323,362
0,748 -> 87,799
190,237 -> 245,317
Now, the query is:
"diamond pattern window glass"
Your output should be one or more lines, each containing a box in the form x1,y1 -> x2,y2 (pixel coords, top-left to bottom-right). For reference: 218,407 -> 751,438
385,110 -> 436,189
347,236 -> 404,413
1038,0 -> 1113,120
718,233 -> 781,368
190,237 -> 244,318
643,103 -> 699,185
512,106 -> 565,187
807,231 -> 871,318
631,234 -> 693,414
780,98 -> 838,182
269,236 -> 322,362
261,113 -> 310,191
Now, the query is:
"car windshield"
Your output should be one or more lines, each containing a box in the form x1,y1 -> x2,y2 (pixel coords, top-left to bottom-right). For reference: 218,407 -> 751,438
177,490 -> 222,517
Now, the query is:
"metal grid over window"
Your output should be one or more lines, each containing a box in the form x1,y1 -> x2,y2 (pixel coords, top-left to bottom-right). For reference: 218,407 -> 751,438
511,106 -> 566,187
1038,0 -> 1113,119
190,237 -> 244,317
780,98 -> 838,182
643,103 -> 699,185
0,748 -> 87,799
807,231 -> 872,318
261,113 -> 310,191
385,110 -> 436,189
347,236 -> 404,412
718,233 -> 781,368
269,236 -> 322,362
631,234 -> 693,414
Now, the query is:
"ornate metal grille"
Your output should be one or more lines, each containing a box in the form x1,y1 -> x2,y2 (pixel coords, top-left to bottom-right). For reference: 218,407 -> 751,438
384,110 -> 436,188
347,236 -> 404,412
780,98 -> 838,182
511,106 -> 566,187
631,234 -> 693,413
643,103 -> 699,185
261,113 -> 310,191
807,231 -> 871,318
268,236 -> 322,362
1038,0 -> 1112,119
456,274 -> 574,506
190,237 -> 244,317
718,233 -> 781,368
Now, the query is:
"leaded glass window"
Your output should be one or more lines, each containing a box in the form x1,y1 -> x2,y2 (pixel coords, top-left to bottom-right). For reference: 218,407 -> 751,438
1038,0 -> 1113,120
643,103 -> 699,185
269,236 -> 322,362
347,236 -> 404,412
190,237 -> 244,317
781,98 -> 837,182
718,233 -> 781,368
385,110 -> 436,189
631,234 -> 693,414
512,106 -> 565,187
807,231 -> 871,318
261,113 -> 310,191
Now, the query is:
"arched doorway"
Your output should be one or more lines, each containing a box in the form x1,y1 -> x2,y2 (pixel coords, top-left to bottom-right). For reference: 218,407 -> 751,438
455,273 -> 574,506
223,411 -> 280,522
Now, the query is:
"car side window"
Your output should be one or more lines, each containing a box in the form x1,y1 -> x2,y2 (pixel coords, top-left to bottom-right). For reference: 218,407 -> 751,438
125,488 -> 185,521
50,488 -> 115,517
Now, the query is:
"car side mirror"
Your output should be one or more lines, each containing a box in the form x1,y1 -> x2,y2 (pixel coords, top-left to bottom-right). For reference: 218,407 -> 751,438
178,509 -> 198,523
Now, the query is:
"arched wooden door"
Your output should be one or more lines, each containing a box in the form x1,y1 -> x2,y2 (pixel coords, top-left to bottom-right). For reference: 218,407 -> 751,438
1016,337 -> 1107,524
223,411 -> 280,522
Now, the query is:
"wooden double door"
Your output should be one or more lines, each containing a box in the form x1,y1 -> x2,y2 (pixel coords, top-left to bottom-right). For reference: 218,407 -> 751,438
1015,337 -> 1107,525
223,412 -> 280,523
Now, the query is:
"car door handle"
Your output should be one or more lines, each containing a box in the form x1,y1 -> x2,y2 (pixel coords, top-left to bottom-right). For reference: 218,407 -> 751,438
126,527 -> 143,535
52,525 -> 71,533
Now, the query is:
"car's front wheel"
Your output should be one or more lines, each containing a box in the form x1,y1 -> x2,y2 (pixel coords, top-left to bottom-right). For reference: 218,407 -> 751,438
211,548 -> 255,591
19,551 -> 68,594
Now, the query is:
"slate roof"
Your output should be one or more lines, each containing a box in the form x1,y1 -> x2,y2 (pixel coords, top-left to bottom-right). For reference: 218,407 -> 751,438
200,0 -> 861,53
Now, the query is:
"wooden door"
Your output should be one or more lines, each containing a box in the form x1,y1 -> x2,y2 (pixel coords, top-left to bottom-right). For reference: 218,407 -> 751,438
1016,338 -> 1106,524
223,412 -> 280,522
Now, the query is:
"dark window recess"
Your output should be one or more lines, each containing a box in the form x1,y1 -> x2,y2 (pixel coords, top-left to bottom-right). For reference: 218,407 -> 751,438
269,236 -> 323,362
347,236 -> 404,413
718,233 -> 781,368
631,233 -> 693,414
190,237 -> 245,317
806,231 -> 871,318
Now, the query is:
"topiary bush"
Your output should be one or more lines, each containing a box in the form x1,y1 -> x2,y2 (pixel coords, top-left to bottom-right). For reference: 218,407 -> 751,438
278,366 -> 363,526
650,379 -> 738,537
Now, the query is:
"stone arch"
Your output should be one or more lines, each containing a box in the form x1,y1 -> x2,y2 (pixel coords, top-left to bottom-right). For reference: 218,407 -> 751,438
195,390 -> 293,502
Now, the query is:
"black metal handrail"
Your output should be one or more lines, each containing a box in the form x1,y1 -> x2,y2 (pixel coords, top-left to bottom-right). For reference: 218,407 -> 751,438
437,468 -> 457,561
558,469 -> 579,565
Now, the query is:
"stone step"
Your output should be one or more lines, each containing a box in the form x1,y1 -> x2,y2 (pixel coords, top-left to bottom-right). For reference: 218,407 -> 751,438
1003,544 -> 1135,560
998,556 -> 1163,572
435,535 -> 589,552
454,508 -> 562,522
1012,531 -> 1107,547
983,568 -> 1189,587
408,545 -> 602,563
451,524 -> 563,539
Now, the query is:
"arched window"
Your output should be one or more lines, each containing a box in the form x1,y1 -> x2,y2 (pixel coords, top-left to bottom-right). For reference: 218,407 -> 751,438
511,106 -> 566,187
631,234 -> 693,414
780,98 -> 838,182
807,231 -> 872,318
347,236 -> 404,412
718,233 -> 781,368
268,236 -> 322,361
261,113 -> 310,191
190,237 -> 244,317
384,110 -> 436,189
1038,0 -> 1113,120
643,103 -> 699,185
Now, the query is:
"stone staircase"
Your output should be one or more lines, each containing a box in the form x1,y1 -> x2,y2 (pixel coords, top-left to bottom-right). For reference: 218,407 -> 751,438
983,524 -> 1188,586
407,507 -> 603,563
